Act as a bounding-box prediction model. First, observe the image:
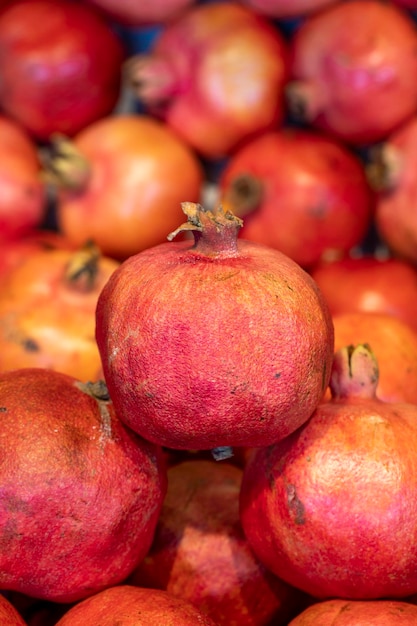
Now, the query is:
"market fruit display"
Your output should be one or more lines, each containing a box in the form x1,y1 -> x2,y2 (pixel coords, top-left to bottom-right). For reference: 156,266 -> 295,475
240,344 -> 417,599
96,202 -> 334,452
125,1 -> 290,158
3,0 -> 417,623
220,128 -> 374,268
129,459 -> 304,626
48,115 -> 204,260
0,0 -> 125,141
0,368 -> 167,603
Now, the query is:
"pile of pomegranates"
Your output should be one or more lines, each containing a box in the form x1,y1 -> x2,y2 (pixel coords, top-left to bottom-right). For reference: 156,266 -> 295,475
4,0 -> 417,624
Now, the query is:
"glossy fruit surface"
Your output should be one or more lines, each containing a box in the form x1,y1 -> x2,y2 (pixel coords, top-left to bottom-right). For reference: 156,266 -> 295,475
53,115 -> 204,260
220,128 -> 373,268
126,2 -> 289,158
0,0 -> 125,140
286,0 -> 417,144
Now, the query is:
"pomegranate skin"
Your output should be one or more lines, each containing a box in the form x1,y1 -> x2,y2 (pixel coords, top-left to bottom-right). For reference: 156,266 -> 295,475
220,129 -> 374,268
372,116 -> 417,265
287,0 -> 417,145
95,203 -> 334,451
240,345 -> 417,599
54,585 -> 218,625
0,368 -> 167,603
126,2 -> 289,159
288,598 -> 417,625
129,459 -> 303,626
0,0 -> 125,141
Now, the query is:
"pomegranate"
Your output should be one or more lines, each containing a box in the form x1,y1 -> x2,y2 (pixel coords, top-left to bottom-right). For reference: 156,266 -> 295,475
332,311 -> 417,404
54,585 -> 218,625
311,254 -> 417,334
368,115 -> 417,265
84,0 -> 196,26
220,128 -> 373,268
288,598 -> 417,625
96,202 -> 334,452
0,241 -> 119,381
286,0 -> 417,145
0,0 -> 125,141
238,0 -> 339,19
0,594 -> 27,625
129,459 -> 304,626
46,115 -> 204,260
0,368 -> 167,602
0,116 -> 47,242
125,2 -> 289,159
240,344 -> 417,599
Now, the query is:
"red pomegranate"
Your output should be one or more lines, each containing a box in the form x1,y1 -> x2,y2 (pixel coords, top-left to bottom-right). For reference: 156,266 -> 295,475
48,115 -> 204,260
0,241 -> 119,381
0,368 -> 167,602
288,599 -> 417,625
286,0 -> 417,145
332,311 -> 417,404
129,459 -> 304,626
0,0 -> 125,141
240,344 -> 417,599
310,254 -> 417,334
220,128 -> 373,268
95,202 -> 334,452
125,2 -> 289,159
54,586 -> 218,625
369,115 -> 417,265
0,116 -> 47,242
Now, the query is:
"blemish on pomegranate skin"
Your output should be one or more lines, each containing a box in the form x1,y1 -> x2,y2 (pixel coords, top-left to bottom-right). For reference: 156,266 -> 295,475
0,407 -> 6,412
286,482 -> 306,525
22,337 -> 40,352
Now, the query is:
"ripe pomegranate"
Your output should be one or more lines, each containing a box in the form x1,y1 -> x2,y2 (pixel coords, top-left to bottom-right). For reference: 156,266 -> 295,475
240,344 -> 417,599
125,2 -> 289,159
0,116 -> 47,242
54,586 -> 218,625
332,311 -> 417,404
311,255 -> 417,334
129,459 -> 304,626
286,0 -> 417,145
0,0 -> 125,141
96,202 -> 334,452
0,241 -> 119,381
84,0 -> 196,26
0,369 -> 167,602
368,115 -> 417,265
47,115 -> 204,260
238,0 -> 339,19
288,599 -> 417,625
0,594 -> 27,625
220,128 -> 373,268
